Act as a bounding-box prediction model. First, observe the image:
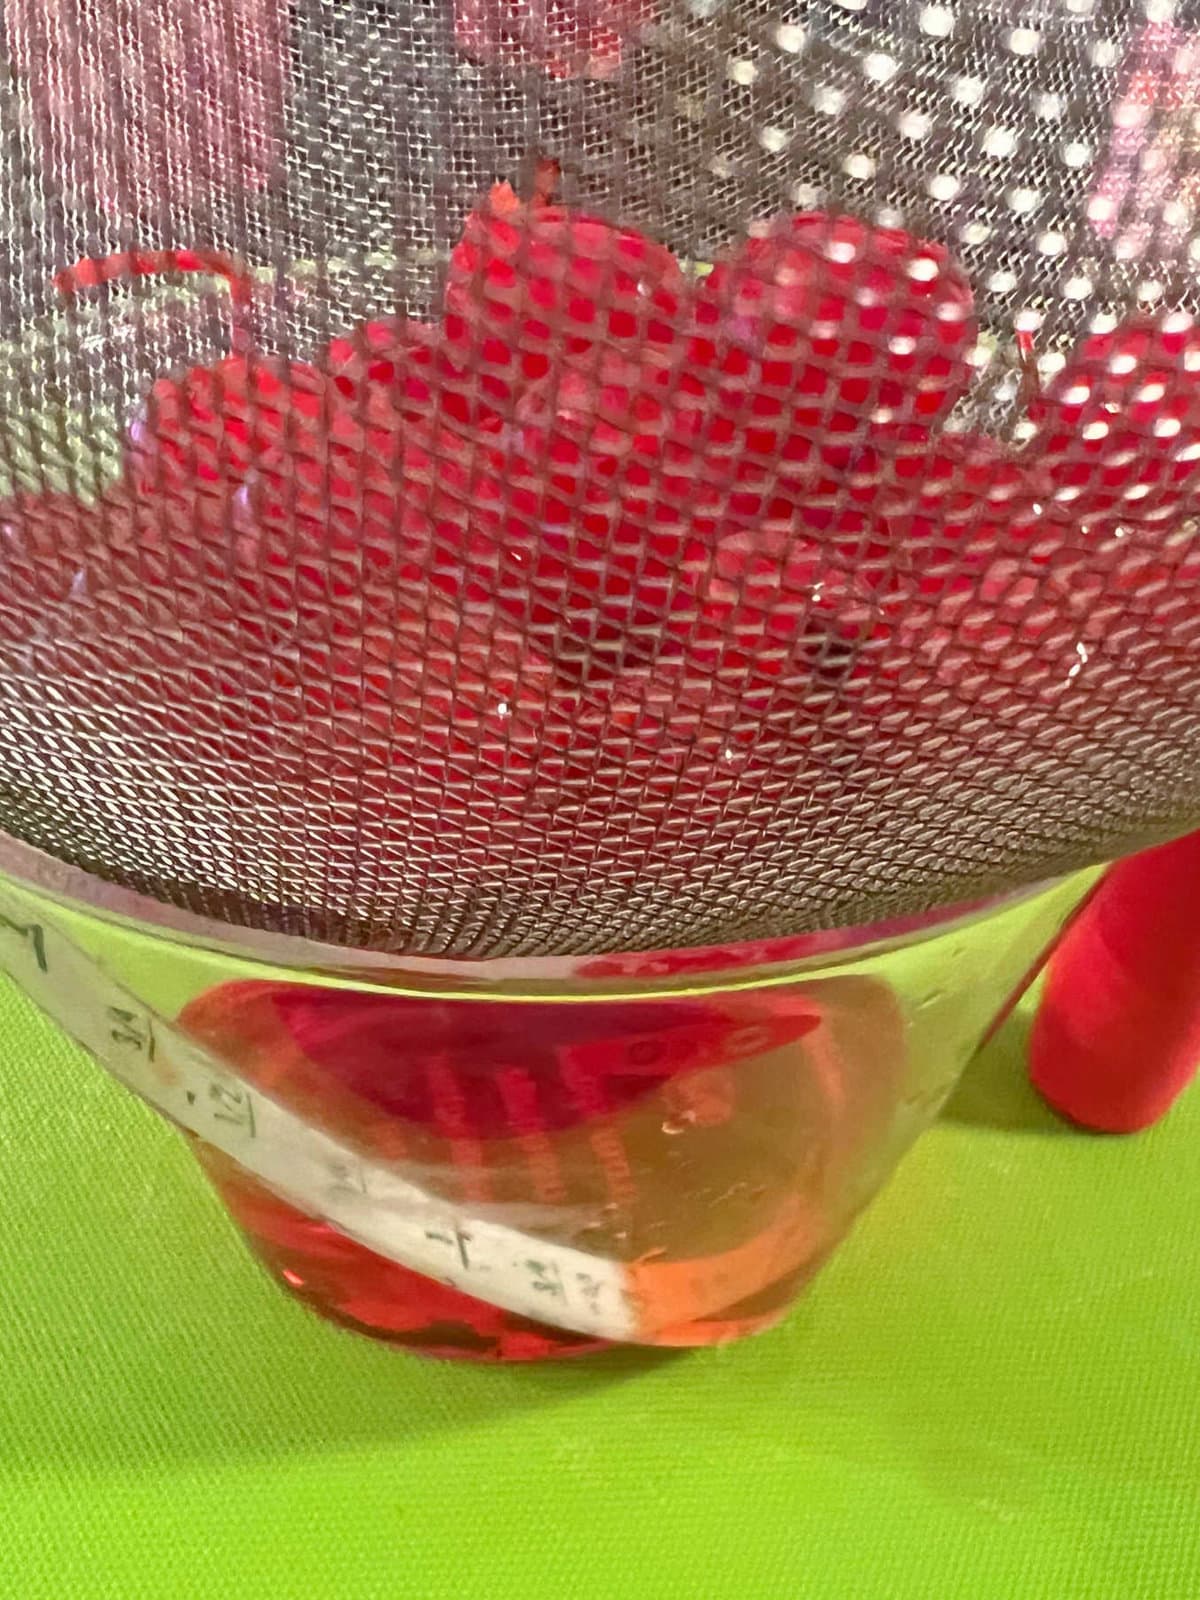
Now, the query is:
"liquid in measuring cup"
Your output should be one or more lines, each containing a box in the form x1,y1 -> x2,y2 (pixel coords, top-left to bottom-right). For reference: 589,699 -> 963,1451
182,976 -> 906,1359
0,864 -> 1095,1362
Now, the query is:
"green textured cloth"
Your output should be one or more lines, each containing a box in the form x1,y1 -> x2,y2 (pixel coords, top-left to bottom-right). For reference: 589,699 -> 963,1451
2,974 -> 1199,1599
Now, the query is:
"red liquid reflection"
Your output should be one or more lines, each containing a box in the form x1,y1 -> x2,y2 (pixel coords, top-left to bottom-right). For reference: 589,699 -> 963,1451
180,977 -> 897,1359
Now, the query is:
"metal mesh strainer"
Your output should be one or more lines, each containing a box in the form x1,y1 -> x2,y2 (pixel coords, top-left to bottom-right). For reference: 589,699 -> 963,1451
0,0 -> 1196,957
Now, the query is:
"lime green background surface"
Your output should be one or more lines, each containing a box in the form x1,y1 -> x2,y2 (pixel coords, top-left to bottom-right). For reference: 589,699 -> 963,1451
2,974 -> 1199,1599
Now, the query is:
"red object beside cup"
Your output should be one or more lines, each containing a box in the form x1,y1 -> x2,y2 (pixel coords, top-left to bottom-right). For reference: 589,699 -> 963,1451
1031,832 -> 1200,1133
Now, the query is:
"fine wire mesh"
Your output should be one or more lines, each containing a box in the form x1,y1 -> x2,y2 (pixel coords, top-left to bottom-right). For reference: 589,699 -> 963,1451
0,0 -> 1195,956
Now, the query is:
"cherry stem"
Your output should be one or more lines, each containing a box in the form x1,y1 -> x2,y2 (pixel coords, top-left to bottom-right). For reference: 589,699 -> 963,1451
1015,327 -> 1041,412
531,156 -> 561,209
54,248 -> 256,352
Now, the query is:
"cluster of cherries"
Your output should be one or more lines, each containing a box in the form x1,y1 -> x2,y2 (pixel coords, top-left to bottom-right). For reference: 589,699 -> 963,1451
10,167 -> 1200,829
